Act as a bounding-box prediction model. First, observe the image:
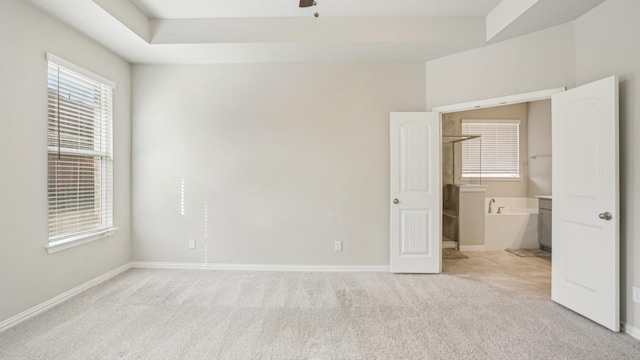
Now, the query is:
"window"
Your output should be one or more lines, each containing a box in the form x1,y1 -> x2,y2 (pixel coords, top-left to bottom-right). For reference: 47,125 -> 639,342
47,54 -> 115,250
461,119 -> 520,179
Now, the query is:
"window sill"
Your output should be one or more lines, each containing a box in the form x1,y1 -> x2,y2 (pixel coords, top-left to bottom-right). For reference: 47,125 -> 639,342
46,227 -> 118,254
460,178 -> 522,182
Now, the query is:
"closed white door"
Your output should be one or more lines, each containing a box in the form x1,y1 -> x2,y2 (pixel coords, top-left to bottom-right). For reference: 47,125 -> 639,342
551,76 -> 619,331
390,112 -> 441,273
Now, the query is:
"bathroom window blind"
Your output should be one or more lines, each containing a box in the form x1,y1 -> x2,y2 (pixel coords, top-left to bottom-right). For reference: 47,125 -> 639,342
47,54 -> 115,246
461,120 -> 520,178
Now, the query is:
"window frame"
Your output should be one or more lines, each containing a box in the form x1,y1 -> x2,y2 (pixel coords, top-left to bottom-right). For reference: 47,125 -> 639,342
460,119 -> 521,180
46,53 -> 117,253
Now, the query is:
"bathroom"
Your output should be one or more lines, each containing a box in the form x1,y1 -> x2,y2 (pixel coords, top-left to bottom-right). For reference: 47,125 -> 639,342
441,100 -> 552,253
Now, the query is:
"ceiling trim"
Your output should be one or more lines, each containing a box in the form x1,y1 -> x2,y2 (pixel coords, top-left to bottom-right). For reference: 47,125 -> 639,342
486,0 -> 539,41
22,0 -> 607,64
93,0 -> 151,42
150,17 -> 485,45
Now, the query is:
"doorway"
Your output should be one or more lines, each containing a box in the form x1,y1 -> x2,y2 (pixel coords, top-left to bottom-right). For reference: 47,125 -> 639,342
439,99 -> 553,298
440,100 -> 551,253
430,78 -> 620,331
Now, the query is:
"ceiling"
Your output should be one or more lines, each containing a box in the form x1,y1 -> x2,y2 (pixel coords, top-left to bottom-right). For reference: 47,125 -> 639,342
130,0 -> 503,19
24,0 -> 606,64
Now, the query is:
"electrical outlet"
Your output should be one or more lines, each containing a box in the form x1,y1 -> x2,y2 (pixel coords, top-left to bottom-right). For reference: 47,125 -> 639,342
633,286 -> 640,303
188,239 -> 196,249
334,241 -> 342,251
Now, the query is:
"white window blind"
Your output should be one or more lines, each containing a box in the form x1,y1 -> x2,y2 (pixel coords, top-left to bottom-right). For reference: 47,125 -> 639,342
47,54 -> 114,245
461,120 -> 520,178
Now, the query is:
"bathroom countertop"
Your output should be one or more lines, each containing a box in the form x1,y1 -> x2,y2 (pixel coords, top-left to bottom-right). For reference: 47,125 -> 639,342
535,195 -> 552,200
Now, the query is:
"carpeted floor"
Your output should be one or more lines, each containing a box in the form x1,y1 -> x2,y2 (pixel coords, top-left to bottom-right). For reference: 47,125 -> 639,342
1,269 -> 639,359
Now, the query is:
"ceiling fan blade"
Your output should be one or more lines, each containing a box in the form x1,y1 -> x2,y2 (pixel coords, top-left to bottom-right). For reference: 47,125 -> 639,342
299,0 -> 314,8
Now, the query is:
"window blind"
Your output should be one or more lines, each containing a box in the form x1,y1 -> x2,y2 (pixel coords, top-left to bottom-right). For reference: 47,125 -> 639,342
47,54 -> 114,244
461,120 -> 520,178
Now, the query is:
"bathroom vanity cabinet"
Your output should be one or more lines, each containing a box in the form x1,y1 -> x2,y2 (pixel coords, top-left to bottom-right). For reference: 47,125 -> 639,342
538,197 -> 552,251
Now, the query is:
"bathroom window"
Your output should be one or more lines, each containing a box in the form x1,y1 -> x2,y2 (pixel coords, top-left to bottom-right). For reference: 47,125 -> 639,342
47,53 -> 116,252
461,119 -> 520,179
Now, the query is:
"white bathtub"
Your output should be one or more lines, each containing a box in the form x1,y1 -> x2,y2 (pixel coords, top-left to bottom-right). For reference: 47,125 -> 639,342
484,198 -> 539,250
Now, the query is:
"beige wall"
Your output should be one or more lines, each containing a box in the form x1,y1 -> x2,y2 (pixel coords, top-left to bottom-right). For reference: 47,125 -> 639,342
0,0 -> 131,323
442,103 -> 529,197
131,63 -> 426,265
574,0 -> 640,335
425,23 -> 576,110
527,100 -> 552,197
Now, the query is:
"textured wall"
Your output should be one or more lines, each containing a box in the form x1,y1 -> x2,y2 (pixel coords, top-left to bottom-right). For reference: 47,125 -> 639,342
0,0 -> 131,323
425,23 -> 575,110
527,100 -> 552,197
574,0 -> 640,336
131,63 -> 426,265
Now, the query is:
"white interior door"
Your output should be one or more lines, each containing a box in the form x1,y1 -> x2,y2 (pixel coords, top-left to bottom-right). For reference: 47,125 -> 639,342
551,76 -> 619,331
390,112 -> 441,273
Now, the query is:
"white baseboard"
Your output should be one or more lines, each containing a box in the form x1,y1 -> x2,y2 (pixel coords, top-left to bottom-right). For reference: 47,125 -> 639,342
623,322 -> 640,340
130,261 -> 390,273
459,245 -> 486,252
0,263 -> 130,333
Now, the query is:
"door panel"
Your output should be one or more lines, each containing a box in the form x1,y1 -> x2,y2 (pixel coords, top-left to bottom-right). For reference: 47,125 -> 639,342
551,76 -> 619,331
564,222 -> 601,293
400,122 -> 430,192
400,210 -> 431,255
390,112 -> 441,273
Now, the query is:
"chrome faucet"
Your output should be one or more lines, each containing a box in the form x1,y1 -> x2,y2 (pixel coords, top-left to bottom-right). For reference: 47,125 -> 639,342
488,199 -> 496,213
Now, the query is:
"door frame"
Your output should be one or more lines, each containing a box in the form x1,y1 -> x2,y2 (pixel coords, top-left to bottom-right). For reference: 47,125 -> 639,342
432,87 -> 565,265
432,88 -> 565,114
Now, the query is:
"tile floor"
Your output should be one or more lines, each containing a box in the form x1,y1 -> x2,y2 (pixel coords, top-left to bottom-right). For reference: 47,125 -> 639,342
443,250 -> 551,298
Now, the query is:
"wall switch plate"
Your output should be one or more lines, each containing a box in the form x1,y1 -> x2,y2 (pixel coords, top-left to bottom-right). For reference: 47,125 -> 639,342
188,239 -> 196,249
334,241 -> 342,251
633,286 -> 640,303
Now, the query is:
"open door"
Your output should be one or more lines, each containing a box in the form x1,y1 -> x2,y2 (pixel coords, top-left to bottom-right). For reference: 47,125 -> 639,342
551,76 -> 619,331
390,112 -> 441,273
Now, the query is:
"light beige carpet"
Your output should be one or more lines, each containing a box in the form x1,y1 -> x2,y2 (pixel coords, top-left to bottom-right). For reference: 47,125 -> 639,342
1,269 -> 639,359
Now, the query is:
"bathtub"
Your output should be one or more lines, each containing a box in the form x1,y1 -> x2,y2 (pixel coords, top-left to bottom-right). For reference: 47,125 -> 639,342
484,198 -> 539,250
